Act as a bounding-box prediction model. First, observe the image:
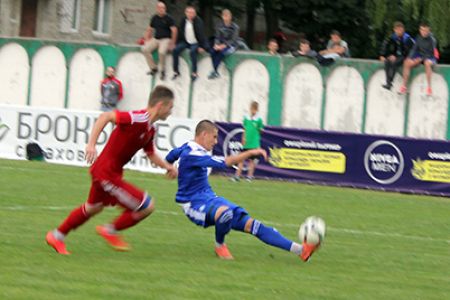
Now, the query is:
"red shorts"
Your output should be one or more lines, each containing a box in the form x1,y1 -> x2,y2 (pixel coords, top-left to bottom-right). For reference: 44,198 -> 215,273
87,177 -> 148,211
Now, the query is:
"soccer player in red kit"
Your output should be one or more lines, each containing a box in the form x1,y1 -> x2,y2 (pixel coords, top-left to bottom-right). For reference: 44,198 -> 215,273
46,85 -> 177,255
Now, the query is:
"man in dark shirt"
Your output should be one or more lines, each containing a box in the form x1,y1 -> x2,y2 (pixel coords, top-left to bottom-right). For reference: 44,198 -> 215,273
141,1 -> 177,80
379,22 -> 415,90
172,6 -> 207,81
100,66 -> 123,112
208,9 -> 239,79
399,22 -> 439,96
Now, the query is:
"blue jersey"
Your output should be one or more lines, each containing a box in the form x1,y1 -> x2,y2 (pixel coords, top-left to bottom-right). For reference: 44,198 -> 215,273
166,141 -> 228,203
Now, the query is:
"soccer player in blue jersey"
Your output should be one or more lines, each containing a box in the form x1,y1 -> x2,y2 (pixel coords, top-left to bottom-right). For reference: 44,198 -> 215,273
165,120 -> 319,261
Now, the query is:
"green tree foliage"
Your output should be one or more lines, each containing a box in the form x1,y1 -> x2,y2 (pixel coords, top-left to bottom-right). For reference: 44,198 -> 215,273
278,0 -> 373,58
367,0 -> 450,62
177,0 -> 450,62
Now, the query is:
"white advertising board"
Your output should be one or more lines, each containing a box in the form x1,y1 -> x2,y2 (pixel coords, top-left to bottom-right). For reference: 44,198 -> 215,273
0,105 -> 197,174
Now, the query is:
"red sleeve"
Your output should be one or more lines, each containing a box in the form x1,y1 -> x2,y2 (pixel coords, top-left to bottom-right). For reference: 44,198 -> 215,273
434,48 -> 440,60
113,78 -> 123,100
143,129 -> 155,155
115,110 -> 132,125
100,78 -> 106,92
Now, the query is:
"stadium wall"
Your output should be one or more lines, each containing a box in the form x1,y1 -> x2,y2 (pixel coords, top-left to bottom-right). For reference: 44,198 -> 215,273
0,37 -> 449,140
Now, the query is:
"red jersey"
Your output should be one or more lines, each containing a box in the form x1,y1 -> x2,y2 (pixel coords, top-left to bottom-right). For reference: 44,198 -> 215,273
90,110 -> 155,179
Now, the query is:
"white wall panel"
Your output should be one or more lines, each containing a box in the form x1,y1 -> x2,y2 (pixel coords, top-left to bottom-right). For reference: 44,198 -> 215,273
365,70 -> 405,136
191,57 -> 229,121
324,66 -> 364,133
231,59 -> 269,123
0,43 -> 29,106
30,46 -> 66,108
407,73 -> 449,140
283,63 -> 323,129
68,49 -> 104,110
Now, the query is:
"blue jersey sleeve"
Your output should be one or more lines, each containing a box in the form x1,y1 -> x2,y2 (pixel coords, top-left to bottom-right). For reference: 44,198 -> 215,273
186,154 -> 227,169
166,143 -> 187,163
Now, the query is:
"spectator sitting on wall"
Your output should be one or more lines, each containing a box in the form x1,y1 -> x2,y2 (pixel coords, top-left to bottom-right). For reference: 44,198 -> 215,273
379,21 -> 415,91
172,5 -> 207,82
208,9 -> 239,80
398,22 -> 439,96
292,39 -> 335,66
273,27 -> 287,53
141,1 -> 177,81
319,30 -> 350,61
100,66 -> 123,112
267,39 -> 279,55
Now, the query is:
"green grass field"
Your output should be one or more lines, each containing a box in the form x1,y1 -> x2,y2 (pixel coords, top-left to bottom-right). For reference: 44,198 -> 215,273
0,159 -> 449,300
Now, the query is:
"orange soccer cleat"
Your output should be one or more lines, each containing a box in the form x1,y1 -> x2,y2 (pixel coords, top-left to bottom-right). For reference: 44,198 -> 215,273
215,244 -> 234,260
46,231 -> 70,255
300,242 -> 320,262
96,225 -> 130,251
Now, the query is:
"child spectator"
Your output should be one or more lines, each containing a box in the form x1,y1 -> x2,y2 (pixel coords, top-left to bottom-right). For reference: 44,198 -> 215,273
379,21 -> 415,90
267,39 -> 279,55
232,101 -> 264,182
399,22 -> 439,96
292,39 -> 335,66
319,30 -> 350,61
273,28 -> 287,53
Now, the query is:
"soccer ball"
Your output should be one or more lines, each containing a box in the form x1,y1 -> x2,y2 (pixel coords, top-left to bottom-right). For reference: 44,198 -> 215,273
298,216 -> 326,245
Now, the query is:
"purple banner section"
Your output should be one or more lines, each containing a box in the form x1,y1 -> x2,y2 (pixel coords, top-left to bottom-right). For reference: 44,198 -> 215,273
213,122 -> 450,197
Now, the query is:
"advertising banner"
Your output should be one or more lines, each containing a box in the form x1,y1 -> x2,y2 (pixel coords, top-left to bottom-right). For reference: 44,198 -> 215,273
214,122 -> 450,197
0,105 -> 196,174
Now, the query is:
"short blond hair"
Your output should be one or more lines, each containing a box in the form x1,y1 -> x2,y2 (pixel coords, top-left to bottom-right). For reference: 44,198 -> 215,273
195,120 -> 217,136
250,100 -> 259,110
148,85 -> 174,107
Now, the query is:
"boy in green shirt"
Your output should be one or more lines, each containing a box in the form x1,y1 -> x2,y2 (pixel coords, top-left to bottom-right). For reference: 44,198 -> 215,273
232,101 -> 264,182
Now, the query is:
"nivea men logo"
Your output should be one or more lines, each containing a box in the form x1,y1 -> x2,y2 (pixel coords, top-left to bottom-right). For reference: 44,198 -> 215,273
223,128 -> 244,157
0,117 -> 10,141
364,140 -> 404,185
222,127 -> 246,170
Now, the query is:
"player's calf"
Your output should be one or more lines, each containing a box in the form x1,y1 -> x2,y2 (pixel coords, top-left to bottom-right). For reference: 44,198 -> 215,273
97,196 -> 154,251
234,215 -> 305,259
214,206 -> 234,259
214,206 -> 233,244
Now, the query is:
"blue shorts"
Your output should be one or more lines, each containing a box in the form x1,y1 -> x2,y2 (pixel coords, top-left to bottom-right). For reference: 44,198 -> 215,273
411,55 -> 437,65
178,196 -> 248,228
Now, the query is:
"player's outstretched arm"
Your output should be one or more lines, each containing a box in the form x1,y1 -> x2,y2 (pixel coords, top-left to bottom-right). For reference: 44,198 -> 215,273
85,111 -> 116,164
148,152 -> 178,179
165,146 -> 184,164
224,148 -> 267,166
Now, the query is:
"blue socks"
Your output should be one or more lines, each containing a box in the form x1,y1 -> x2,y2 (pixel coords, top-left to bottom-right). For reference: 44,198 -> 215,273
215,208 -> 234,244
214,209 -> 295,254
250,220 -> 293,251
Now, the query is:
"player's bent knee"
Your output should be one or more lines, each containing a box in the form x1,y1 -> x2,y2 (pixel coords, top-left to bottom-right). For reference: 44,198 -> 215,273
244,218 -> 254,233
216,207 -> 233,226
230,212 -> 251,232
135,196 -> 154,218
84,203 -> 103,216
214,205 -> 230,222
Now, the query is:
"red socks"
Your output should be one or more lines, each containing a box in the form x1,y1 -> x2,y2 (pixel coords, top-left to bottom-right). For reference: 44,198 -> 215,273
57,205 -> 90,235
57,206 -> 145,235
113,210 -> 141,231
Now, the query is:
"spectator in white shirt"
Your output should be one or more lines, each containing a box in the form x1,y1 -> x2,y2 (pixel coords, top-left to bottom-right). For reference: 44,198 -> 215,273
172,6 -> 207,81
